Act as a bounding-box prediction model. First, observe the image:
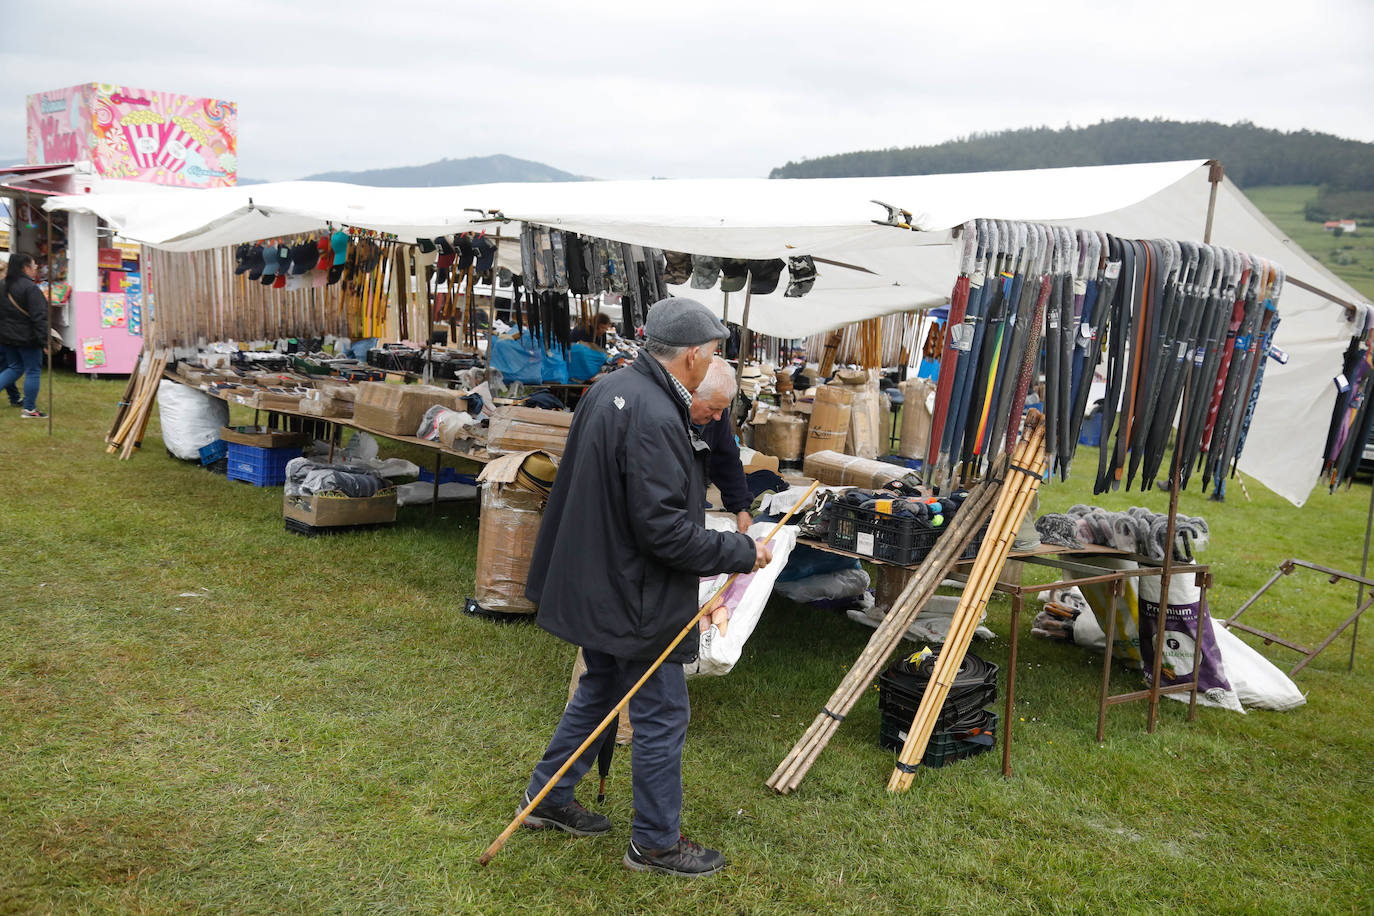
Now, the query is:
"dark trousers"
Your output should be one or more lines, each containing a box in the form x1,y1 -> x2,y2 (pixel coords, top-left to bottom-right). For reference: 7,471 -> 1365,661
526,648 -> 689,850
0,345 -> 42,410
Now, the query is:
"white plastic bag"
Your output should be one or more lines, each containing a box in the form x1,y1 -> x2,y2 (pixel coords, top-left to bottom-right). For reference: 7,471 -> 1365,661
684,519 -> 798,678
157,378 -> 229,460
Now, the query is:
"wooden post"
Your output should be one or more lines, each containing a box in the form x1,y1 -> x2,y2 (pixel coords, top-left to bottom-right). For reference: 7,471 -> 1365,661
1203,160 -> 1223,244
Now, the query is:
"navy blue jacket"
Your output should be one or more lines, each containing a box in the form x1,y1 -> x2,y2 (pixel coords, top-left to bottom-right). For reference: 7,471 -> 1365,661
701,416 -> 751,514
525,354 -> 757,663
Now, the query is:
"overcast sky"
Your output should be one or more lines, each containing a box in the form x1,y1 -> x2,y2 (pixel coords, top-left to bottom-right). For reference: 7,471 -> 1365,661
3,0 -> 1371,182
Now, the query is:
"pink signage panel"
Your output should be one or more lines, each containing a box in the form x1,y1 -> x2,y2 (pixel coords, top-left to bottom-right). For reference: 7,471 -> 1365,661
28,83 -> 237,188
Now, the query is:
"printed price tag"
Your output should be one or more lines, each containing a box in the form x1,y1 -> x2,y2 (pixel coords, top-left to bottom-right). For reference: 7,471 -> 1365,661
1105,260 -> 1122,279
856,531 -> 875,556
950,322 -> 975,351
1073,278 -> 1087,296
970,268 -> 986,289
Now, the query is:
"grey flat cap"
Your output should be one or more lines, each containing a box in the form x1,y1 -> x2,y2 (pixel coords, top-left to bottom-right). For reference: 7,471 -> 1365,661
644,296 -> 730,347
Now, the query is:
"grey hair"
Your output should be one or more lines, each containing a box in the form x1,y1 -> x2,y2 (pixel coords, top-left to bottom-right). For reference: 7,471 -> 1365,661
644,338 -> 689,360
695,356 -> 737,402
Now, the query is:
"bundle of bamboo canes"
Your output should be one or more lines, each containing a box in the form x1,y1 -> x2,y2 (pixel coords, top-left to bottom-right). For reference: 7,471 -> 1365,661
765,460 -> 1005,795
887,411 -> 1045,792
106,347 -> 170,459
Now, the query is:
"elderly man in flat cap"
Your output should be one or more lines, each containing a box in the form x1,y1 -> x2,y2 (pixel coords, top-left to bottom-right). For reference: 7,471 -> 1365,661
517,297 -> 770,877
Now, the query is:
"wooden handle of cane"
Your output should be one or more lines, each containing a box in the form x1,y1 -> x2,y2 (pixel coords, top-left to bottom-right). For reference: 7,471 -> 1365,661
479,480 -> 821,866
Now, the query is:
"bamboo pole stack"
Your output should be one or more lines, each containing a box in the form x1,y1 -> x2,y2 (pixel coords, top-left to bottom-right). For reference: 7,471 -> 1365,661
765,461 -> 1006,795
887,411 -> 1046,792
106,346 -> 169,459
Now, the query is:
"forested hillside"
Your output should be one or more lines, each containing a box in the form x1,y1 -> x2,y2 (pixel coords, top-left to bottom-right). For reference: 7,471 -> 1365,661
770,119 -> 1374,193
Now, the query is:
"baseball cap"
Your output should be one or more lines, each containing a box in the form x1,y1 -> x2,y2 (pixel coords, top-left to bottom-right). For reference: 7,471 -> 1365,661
330,231 -> 349,267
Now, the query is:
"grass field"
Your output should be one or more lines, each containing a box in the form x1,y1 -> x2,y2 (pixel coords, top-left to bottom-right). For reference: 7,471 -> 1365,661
1244,185 -> 1374,301
2,372 -> 1373,914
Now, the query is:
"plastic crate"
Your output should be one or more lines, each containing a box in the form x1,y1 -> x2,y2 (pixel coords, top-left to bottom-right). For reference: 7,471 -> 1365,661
198,439 -> 227,466
878,710 -> 998,768
825,500 -> 987,565
226,442 -> 301,486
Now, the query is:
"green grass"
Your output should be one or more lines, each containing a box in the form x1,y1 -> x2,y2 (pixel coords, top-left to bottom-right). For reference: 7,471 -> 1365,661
1246,185 -> 1374,301
3,371 -> 1374,914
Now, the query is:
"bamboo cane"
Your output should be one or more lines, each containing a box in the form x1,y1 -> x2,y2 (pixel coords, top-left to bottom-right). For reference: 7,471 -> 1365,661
107,347 -> 145,443
887,414 -> 1045,791
108,350 -> 156,452
765,463 -> 1005,794
479,481 -> 821,867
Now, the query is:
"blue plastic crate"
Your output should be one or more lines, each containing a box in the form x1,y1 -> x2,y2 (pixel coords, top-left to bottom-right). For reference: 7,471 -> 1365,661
198,439 -> 227,466
226,442 -> 300,486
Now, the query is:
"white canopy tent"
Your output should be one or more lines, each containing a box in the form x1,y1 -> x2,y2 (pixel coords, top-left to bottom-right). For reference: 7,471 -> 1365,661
46,160 -> 1366,505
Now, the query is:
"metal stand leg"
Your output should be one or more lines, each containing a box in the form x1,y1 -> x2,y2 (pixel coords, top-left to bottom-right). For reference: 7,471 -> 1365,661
1097,580 -> 1120,743
1002,588 -> 1022,777
432,452 -> 442,516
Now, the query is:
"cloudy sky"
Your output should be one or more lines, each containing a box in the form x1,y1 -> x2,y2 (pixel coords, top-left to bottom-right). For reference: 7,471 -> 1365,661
3,0 -> 1371,181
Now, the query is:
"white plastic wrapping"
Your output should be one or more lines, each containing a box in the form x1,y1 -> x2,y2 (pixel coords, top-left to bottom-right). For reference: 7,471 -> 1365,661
157,378 -> 229,460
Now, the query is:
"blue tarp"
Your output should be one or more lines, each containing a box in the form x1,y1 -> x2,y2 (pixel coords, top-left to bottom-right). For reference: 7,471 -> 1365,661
490,332 -> 570,385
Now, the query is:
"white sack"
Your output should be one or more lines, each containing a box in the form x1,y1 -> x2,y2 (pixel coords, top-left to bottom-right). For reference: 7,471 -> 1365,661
157,378 -> 229,460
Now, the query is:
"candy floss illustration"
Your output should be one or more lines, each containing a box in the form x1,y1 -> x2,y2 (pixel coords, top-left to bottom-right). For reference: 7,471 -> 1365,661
120,109 -> 165,170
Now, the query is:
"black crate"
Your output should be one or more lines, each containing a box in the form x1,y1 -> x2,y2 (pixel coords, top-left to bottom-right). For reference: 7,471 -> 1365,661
878,710 -> 998,768
825,501 -> 986,566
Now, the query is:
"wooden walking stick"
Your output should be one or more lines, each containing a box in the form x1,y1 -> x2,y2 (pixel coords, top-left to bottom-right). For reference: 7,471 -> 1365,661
479,480 -> 821,867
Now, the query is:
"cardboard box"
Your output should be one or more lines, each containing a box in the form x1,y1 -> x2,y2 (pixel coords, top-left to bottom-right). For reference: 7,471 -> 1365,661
283,489 -> 397,529
839,375 -> 883,459
219,425 -> 310,449
298,393 -> 353,419
486,406 -> 573,456
804,384 -> 852,457
250,390 -> 305,413
740,448 -> 780,474
803,449 -> 904,489
897,378 -> 935,459
352,382 -> 466,437
762,413 -> 806,462
474,455 -> 554,614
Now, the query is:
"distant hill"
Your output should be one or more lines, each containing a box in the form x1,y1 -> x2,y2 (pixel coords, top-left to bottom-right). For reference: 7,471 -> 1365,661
298,154 -> 587,187
770,119 -> 1374,191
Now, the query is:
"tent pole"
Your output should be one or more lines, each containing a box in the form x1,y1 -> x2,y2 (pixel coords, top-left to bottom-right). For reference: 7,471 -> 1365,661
736,271 -> 753,385
1355,479 -> 1373,672
46,209 -> 53,435
1203,160 -> 1223,244
1284,274 -> 1359,319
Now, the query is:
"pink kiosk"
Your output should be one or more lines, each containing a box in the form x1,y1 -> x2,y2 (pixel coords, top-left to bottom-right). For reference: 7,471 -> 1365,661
2,83 -> 236,373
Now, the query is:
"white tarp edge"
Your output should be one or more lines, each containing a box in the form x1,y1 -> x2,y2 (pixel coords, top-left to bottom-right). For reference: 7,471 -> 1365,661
44,160 -> 1368,505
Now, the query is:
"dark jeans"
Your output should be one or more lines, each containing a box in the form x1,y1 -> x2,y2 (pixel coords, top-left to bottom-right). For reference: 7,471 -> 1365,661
526,647 -> 689,849
0,345 -> 42,410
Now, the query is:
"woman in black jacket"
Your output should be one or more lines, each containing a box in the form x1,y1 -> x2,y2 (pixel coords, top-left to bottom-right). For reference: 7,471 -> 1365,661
0,254 -> 48,418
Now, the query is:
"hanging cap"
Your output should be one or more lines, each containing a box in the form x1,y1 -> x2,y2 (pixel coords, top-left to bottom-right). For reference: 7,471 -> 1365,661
246,244 -> 266,280
330,231 -> 349,266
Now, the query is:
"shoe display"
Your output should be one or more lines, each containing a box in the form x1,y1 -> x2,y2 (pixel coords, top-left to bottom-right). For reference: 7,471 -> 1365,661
518,792 -> 611,836
21,409 -> 47,419
624,835 -> 727,877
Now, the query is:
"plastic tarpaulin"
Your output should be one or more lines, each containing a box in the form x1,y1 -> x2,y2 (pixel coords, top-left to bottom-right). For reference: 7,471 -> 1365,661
46,161 -> 1366,505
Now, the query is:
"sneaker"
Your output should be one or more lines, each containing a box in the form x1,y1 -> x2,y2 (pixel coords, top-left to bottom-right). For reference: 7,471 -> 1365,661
20,409 -> 47,419
519,791 -> 611,836
624,835 -> 727,877
7,400 -> 20,407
